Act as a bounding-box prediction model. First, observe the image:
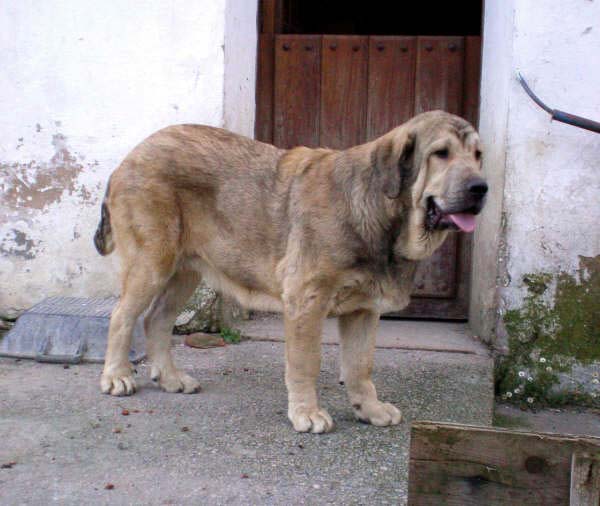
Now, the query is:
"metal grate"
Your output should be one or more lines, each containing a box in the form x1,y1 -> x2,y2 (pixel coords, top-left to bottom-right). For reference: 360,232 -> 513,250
28,296 -> 119,317
0,297 -> 145,364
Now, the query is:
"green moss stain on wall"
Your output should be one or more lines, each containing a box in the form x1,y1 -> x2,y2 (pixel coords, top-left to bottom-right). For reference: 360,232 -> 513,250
497,255 -> 600,407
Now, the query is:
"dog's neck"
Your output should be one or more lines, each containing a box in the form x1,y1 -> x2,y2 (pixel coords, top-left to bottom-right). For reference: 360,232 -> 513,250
333,150 -> 410,264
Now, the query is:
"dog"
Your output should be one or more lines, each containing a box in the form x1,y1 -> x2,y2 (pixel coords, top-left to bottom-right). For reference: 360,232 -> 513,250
94,110 -> 487,433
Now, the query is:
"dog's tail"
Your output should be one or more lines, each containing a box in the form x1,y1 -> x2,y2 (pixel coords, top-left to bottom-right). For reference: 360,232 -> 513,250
93,181 -> 115,256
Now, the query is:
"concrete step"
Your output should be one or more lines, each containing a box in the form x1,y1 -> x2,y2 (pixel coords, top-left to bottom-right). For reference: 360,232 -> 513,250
238,314 -> 490,356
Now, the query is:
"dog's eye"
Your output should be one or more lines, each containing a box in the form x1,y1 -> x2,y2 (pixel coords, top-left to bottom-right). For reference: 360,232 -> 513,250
433,148 -> 449,159
475,149 -> 482,161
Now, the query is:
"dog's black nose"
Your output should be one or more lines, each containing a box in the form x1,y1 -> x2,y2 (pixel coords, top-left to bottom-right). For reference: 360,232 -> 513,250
467,178 -> 488,197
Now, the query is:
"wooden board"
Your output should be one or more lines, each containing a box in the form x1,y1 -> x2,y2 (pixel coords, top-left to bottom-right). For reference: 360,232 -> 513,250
408,421 -> 600,506
571,452 -> 600,505
409,237 -> 457,299
273,35 -> 321,148
415,36 -> 464,115
463,36 -> 482,127
320,35 -> 368,149
255,34 -> 275,143
366,36 -> 416,141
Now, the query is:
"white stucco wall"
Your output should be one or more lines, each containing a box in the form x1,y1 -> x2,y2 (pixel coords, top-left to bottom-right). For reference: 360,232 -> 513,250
472,0 -> 600,346
224,0 -> 258,137
470,0 -> 515,342
0,1 -> 257,317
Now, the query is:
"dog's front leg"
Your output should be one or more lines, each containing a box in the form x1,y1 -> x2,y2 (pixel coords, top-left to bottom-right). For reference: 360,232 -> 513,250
339,310 -> 402,426
283,285 -> 333,434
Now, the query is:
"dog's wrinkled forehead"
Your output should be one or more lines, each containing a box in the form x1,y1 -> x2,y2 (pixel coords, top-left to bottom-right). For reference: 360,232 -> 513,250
416,113 -> 477,149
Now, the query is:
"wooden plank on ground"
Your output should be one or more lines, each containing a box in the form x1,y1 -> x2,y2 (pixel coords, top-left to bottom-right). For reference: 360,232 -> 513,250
320,35 -> 368,149
570,452 -> 600,505
408,421 -> 600,506
273,35 -> 321,149
366,36 -> 416,141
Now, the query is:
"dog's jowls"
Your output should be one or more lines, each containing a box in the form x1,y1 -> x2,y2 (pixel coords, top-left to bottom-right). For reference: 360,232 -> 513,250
94,110 -> 487,433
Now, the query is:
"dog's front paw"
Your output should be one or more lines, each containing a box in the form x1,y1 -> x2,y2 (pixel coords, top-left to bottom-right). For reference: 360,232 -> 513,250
101,365 -> 136,396
352,400 -> 402,426
288,405 -> 334,433
150,366 -> 201,394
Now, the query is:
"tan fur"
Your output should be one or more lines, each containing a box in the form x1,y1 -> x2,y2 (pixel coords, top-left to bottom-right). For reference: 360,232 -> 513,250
95,110 -> 485,433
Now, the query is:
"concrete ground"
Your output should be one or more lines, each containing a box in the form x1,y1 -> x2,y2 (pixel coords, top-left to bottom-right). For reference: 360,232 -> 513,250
0,326 -> 493,506
494,402 -> 600,438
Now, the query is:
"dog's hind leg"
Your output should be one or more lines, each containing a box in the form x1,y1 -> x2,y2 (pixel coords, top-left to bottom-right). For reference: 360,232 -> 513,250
338,310 -> 402,426
101,260 -> 172,396
144,269 -> 202,393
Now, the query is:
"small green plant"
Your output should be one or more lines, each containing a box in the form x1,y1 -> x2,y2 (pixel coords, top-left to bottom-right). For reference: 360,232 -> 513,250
496,255 -> 600,408
220,327 -> 242,344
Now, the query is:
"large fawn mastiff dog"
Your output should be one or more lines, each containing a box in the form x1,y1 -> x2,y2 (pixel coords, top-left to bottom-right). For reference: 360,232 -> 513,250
94,110 -> 487,433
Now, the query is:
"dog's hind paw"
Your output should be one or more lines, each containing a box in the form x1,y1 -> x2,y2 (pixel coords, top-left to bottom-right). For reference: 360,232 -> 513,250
288,406 -> 334,434
150,366 -> 201,394
353,400 -> 402,426
101,366 -> 137,396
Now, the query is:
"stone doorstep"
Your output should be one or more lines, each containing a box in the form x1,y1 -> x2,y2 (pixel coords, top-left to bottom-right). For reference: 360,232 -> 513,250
237,315 -> 490,356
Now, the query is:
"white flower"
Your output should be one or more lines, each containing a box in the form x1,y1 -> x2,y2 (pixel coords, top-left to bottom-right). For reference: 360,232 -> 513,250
539,357 -> 547,363
518,371 -> 526,378
514,388 -> 521,394
506,392 -> 513,398
527,377 -> 533,382
592,392 -> 597,398
546,366 -> 553,372
527,397 -> 534,404
592,379 -> 599,385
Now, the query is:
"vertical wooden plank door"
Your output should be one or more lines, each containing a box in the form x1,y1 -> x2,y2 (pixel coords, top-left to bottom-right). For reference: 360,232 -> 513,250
367,36 -> 416,140
320,36 -> 368,149
256,34 -> 482,319
273,35 -> 322,148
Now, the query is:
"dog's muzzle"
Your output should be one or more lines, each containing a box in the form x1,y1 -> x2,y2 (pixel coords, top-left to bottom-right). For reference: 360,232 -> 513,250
426,177 -> 488,233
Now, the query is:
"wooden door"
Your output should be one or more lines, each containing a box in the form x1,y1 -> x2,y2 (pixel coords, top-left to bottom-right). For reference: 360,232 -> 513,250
256,15 -> 482,319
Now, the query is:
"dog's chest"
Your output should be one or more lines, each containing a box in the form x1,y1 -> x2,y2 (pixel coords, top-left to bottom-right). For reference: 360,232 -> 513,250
330,262 -> 418,315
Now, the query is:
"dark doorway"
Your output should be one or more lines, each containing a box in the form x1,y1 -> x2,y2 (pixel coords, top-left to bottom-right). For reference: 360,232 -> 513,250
275,0 -> 482,36
255,0 -> 483,319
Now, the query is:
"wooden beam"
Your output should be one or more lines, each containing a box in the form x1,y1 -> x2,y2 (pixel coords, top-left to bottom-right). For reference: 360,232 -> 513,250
570,452 -> 600,506
408,421 -> 600,506
259,0 -> 284,34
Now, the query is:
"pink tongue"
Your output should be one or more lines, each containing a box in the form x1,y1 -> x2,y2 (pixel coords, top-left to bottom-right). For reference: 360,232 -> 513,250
448,213 -> 476,233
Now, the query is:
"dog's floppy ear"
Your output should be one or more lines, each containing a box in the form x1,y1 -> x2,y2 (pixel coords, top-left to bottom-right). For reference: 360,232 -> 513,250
373,130 -> 416,199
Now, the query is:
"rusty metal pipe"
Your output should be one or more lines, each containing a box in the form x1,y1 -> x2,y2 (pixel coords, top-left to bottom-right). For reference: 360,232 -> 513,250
517,73 -> 600,134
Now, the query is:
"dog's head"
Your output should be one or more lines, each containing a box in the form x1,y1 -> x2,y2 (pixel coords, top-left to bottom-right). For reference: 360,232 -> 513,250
374,110 -> 487,260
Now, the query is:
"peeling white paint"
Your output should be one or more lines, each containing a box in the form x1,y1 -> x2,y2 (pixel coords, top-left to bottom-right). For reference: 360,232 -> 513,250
0,1 -> 258,317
